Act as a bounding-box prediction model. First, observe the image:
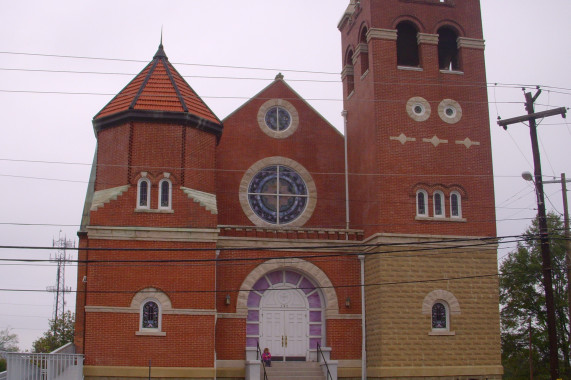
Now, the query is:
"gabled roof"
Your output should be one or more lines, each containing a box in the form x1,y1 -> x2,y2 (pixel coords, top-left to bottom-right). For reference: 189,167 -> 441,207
93,44 -> 222,137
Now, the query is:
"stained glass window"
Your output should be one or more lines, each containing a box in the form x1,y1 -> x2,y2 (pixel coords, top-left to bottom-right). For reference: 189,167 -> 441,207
264,106 -> 292,131
138,179 -> 149,208
142,301 -> 159,329
451,193 -> 459,217
160,180 -> 170,208
248,165 -> 308,225
434,192 -> 443,216
417,190 -> 427,216
432,302 -> 447,329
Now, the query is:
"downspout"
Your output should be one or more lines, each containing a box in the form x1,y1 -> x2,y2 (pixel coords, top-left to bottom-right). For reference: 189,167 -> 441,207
214,249 -> 220,380
359,254 -> 366,380
342,110 -> 350,236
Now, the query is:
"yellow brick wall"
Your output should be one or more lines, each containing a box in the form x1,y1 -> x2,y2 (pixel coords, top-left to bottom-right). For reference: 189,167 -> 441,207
363,236 -> 502,379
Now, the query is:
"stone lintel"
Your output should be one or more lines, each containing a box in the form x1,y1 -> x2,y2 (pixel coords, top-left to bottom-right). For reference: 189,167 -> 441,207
417,33 -> 439,45
457,37 -> 486,50
367,28 -> 397,42
361,232 -> 499,252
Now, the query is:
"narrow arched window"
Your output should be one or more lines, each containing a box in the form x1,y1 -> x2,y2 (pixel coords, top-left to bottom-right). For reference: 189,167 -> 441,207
438,26 -> 460,71
433,191 -> 444,217
416,190 -> 428,217
137,178 -> 150,209
432,302 -> 448,330
142,301 -> 159,329
158,178 -> 172,210
450,191 -> 462,218
397,22 -> 419,67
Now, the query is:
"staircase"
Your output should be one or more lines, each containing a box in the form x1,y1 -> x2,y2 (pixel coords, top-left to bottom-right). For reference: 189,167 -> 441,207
264,361 -> 325,380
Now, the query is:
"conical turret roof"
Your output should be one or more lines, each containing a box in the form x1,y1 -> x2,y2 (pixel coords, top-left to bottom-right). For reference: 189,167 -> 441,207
93,44 -> 222,137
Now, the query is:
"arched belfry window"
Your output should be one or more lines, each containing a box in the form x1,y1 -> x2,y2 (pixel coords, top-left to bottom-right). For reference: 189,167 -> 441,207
438,26 -> 460,70
137,177 -> 150,209
342,49 -> 355,96
359,26 -> 369,74
158,178 -> 172,210
397,21 -> 419,67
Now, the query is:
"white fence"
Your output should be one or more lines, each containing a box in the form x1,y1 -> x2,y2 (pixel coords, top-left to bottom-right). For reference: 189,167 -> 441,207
2,352 -> 83,380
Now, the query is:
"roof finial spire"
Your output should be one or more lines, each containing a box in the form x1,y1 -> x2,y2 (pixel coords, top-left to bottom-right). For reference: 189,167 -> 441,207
154,27 -> 167,60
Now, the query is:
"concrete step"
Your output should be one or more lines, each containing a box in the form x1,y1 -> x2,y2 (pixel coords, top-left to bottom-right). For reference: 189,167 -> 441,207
262,362 -> 325,380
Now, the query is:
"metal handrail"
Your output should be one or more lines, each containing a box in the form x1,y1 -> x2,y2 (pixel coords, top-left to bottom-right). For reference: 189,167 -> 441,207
256,342 -> 268,380
316,343 -> 332,380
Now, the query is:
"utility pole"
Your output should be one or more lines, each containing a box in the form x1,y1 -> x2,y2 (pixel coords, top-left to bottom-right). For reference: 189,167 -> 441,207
498,88 -> 567,380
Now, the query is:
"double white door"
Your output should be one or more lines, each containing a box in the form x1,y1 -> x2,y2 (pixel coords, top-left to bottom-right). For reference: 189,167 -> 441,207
261,308 -> 308,359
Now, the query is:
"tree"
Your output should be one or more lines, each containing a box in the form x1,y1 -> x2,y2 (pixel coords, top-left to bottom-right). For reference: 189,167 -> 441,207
500,212 -> 570,379
0,328 -> 19,372
32,311 -> 75,353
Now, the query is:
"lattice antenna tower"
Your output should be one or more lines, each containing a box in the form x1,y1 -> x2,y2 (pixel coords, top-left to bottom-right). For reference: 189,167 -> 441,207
46,233 -> 75,322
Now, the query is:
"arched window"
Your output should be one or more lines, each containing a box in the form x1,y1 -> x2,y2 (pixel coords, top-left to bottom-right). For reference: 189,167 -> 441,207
137,178 -> 150,209
438,26 -> 460,71
359,26 -> 369,74
416,190 -> 428,217
343,49 -> 355,96
397,22 -> 419,67
433,191 -> 445,217
450,191 -> 462,218
141,300 -> 160,330
158,178 -> 172,210
432,301 -> 449,330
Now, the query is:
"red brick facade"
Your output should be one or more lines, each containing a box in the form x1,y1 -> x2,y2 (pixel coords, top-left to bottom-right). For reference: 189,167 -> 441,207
75,1 -> 502,378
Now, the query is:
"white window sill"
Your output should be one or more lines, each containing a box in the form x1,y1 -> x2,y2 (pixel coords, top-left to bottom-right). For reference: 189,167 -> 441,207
360,69 -> 369,80
347,90 -> 355,100
136,331 -> 166,337
440,69 -> 464,75
135,208 -> 174,214
398,65 -> 423,72
429,330 -> 455,336
415,216 -> 466,222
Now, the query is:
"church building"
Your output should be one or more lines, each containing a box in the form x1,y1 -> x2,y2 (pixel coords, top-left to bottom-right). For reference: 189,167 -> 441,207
74,1 -> 503,379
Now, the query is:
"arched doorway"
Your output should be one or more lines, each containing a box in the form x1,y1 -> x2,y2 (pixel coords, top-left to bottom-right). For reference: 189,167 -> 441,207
245,269 -> 324,361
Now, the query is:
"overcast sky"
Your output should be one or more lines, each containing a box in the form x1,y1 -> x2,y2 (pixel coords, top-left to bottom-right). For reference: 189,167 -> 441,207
0,1 -> 570,351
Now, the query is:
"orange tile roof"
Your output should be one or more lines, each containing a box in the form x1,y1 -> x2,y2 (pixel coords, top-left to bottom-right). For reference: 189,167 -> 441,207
94,45 -> 220,125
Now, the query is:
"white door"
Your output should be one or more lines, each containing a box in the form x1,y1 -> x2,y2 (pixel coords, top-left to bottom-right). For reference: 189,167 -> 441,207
260,286 -> 309,360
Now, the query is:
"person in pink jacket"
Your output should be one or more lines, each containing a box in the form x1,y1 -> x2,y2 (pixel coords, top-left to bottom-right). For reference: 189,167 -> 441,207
262,347 -> 272,367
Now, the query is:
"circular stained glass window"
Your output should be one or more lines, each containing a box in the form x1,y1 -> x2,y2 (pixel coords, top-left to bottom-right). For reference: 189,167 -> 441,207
248,165 -> 308,225
265,106 -> 292,131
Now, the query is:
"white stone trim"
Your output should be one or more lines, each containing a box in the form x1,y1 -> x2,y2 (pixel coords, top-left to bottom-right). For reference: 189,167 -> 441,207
390,133 -> 416,145
406,97 -> 431,122
91,185 -> 130,211
438,98 -> 463,124
236,258 -> 339,318
181,186 -> 218,214
422,290 -> 461,315
239,157 -> 317,228
257,98 -> 300,139
367,28 -> 397,42
86,226 -> 219,242
455,137 -> 480,149
422,135 -> 448,147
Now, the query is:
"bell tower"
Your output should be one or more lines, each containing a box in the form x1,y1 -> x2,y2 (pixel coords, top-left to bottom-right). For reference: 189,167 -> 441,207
339,1 -> 502,378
